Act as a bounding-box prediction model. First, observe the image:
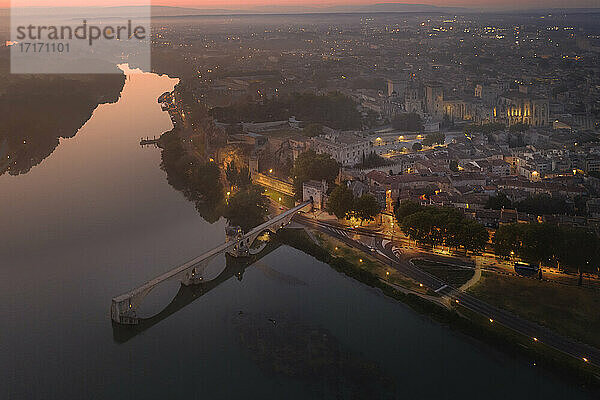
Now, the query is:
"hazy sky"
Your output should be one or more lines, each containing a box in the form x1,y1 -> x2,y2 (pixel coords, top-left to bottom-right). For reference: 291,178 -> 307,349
3,0 -> 600,10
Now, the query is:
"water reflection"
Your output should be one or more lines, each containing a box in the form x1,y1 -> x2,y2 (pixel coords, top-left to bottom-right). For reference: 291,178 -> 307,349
112,241 -> 282,343
234,311 -> 395,399
0,72 -> 125,176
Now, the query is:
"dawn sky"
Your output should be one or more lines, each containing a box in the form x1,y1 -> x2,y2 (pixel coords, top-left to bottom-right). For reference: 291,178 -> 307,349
3,0 -> 600,9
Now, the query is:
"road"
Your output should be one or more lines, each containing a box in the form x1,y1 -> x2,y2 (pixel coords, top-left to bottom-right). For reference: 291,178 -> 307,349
294,213 -> 600,368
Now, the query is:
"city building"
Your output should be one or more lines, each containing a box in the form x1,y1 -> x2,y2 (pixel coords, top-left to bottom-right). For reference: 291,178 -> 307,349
310,133 -> 373,167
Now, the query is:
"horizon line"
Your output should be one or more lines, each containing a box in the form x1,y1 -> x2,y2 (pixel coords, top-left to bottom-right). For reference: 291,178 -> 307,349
3,4 -> 600,10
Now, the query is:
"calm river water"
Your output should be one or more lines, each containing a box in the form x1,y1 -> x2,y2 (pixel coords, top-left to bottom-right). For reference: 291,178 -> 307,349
0,68 -> 595,399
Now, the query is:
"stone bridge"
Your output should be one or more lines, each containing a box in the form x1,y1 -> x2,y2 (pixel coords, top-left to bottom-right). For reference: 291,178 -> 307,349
110,201 -> 312,325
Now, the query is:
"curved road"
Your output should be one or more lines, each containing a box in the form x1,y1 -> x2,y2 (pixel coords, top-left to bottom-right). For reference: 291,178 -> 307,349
294,214 -> 600,368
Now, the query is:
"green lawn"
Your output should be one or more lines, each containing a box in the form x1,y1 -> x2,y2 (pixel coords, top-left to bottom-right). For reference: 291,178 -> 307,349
262,187 -> 295,208
469,272 -> 600,349
412,259 -> 474,287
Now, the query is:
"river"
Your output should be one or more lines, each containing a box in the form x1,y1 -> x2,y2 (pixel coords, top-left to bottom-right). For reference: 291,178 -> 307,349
0,68 -> 595,399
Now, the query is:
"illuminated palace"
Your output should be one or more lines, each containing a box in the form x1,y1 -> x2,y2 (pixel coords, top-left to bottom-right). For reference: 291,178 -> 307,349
495,90 -> 550,127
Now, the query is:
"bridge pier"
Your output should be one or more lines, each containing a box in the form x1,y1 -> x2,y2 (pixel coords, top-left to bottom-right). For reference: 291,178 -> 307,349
111,298 -> 140,325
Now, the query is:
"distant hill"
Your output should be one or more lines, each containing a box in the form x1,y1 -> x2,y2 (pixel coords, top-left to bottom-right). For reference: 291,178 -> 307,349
339,3 -> 467,13
150,4 -> 468,16
148,4 -> 599,17
2,4 -> 599,18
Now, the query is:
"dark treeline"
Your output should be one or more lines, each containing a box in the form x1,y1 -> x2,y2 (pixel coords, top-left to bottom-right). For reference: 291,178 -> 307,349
422,132 -> 445,147
210,92 -> 362,130
327,184 -> 380,224
487,192 -> 588,217
354,152 -> 393,169
1,74 -> 125,176
494,223 -> 600,281
223,185 -> 269,232
394,201 -> 489,252
391,112 -> 423,132
159,130 -> 224,223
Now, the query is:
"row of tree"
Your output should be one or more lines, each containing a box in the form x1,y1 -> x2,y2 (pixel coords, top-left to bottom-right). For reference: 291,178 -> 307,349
210,92 -> 362,130
493,223 -> 600,282
327,184 -> 381,225
422,132 -> 446,147
486,192 -> 580,216
394,201 -> 489,252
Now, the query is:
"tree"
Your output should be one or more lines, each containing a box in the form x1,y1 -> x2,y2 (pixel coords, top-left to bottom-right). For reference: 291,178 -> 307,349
402,211 -> 437,246
398,205 -> 488,252
188,161 -> 223,204
458,220 -> 489,252
356,152 -> 391,168
515,194 -> 569,216
353,194 -> 380,225
210,92 -> 362,130
449,160 -> 459,172
226,161 -> 251,189
412,142 -> 423,152
224,185 -> 268,232
557,227 -> 600,285
394,200 -> 423,223
327,184 -> 355,219
292,150 -> 340,199
391,112 -> 423,132
492,224 -> 521,259
237,166 -> 252,188
486,192 -> 512,210
465,122 -> 505,135
226,161 -> 239,187
517,223 -> 560,266
422,132 -> 445,147
493,223 -> 584,269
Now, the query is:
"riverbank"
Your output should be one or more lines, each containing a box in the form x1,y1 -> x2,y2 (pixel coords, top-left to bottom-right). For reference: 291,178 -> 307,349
274,227 -> 600,390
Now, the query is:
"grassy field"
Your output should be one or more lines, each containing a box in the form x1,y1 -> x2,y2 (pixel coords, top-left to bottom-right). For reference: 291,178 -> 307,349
262,187 -> 295,208
469,271 -> 600,349
412,259 -> 475,287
